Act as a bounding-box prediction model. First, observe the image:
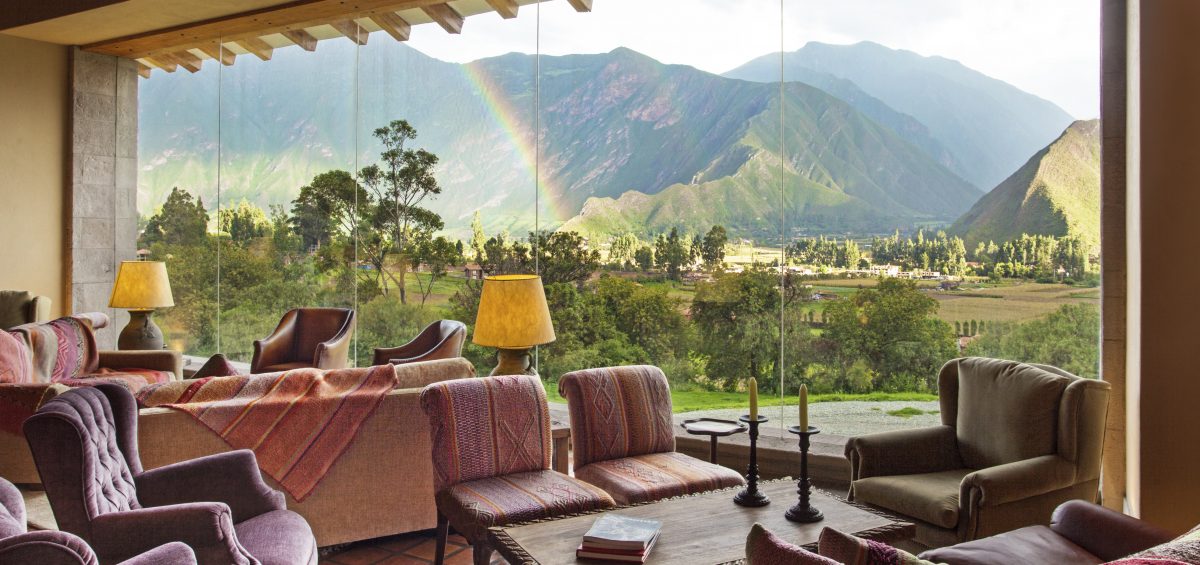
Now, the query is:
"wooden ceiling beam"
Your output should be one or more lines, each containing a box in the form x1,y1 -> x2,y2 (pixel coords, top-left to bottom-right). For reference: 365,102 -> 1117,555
0,0 -> 129,31
484,0 -> 519,19
421,3 -> 463,34
83,0 -> 447,60
282,29 -> 318,51
195,42 -> 236,65
169,50 -> 204,73
369,12 -> 410,42
329,19 -> 368,45
136,62 -> 152,79
566,0 -> 593,12
236,37 -> 274,61
142,55 -> 177,73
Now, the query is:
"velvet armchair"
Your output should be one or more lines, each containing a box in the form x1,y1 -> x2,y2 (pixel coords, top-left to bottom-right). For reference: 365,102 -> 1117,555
23,384 -> 317,565
0,477 -> 197,565
251,307 -> 354,373
558,365 -> 746,504
845,357 -> 1111,547
371,320 -> 465,366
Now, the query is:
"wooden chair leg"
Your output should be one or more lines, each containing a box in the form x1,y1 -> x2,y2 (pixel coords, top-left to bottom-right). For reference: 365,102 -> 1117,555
435,512 -> 449,565
472,542 -> 493,565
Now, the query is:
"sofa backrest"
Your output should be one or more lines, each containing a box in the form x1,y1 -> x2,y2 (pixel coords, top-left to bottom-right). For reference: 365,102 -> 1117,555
558,365 -> 676,469
940,357 -> 1074,469
420,374 -> 553,492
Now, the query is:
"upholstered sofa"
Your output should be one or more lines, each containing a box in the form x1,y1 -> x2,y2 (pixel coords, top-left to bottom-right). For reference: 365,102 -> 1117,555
136,358 -> 476,547
0,313 -> 182,483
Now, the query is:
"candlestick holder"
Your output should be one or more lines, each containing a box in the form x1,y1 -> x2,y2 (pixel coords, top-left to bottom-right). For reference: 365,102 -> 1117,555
785,425 -> 823,523
734,414 -> 770,507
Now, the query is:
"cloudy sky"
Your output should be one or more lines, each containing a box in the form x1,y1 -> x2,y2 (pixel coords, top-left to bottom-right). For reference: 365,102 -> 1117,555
408,0 -> 1100,118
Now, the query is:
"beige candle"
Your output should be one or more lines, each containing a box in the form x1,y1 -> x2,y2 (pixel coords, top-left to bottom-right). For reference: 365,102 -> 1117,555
799,384 -> 809,431
748,377 -> 758,420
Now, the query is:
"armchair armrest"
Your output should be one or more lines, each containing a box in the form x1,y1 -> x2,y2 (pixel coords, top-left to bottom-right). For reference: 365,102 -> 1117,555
0,530 -> 98,565
252,327 -> 293,373
90,502 -> 253,565
314,323 -> 353,370
961,454 -> 1077,508
1050,500 -> 1175,561
846,425 -> 962,480
121,542 -> 197,565
29,296 -> 51,324
373,343 -> 422,365
136,449 -> 285,521
99,350 -> 183,378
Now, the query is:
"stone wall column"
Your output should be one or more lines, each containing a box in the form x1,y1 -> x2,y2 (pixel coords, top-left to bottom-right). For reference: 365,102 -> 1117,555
69,48 -> 138,349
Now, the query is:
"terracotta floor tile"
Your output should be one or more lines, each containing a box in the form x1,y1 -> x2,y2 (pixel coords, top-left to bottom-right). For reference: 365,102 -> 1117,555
378,534 -> 431,553
376,554 -> 430,565
447,534 -> 469,546
320,545 -> 393,565
403,538 -> 442,561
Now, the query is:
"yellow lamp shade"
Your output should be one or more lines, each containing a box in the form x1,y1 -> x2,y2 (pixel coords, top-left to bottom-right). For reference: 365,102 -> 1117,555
109,261 -> 174,310
473,274 -> 555,348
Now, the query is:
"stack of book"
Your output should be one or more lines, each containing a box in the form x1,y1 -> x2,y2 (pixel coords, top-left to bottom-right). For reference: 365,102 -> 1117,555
576,514 -> 662,563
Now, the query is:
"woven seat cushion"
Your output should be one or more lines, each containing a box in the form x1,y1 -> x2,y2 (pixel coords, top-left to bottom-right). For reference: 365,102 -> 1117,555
575,451 -> 746,505
851,469 -> 971,529
436,470 -> 614,542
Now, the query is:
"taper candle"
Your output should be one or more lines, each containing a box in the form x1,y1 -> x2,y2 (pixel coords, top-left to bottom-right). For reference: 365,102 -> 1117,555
799,384 -> 809,430
748,377 -> 758,421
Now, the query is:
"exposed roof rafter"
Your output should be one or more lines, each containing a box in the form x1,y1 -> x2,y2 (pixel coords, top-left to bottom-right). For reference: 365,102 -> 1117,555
369,12 -> 410,42
485,0 -> 519,19
282,28 -> 318,51
421,3 -> 463,34
329,19 -> 368,45
236,37 -> 274,61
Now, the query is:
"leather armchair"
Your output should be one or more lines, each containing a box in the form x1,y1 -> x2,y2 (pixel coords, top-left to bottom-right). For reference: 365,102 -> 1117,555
920,500 -> 1175,564
0,290 -> 51,329
371,320 -> 466,366
23,384 -> 317,565
0,477 -> 197,565
251,308 -> 354,374
845,358 -> 1110,547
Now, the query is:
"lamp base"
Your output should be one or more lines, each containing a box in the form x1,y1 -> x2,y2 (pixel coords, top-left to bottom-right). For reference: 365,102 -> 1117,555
490,348 -> 537,376
118,309 -> 163,351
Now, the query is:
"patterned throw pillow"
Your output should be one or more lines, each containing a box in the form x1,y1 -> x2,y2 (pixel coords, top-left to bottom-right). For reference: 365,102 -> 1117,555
0,330 -> 32,383
1117,526 -> 1200,564
746,523 -> 838,565
818,527 -> 943,565
192,353 -> 242,379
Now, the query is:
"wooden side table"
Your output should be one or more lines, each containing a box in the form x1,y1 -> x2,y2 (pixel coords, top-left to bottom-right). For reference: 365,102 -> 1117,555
551,419 -> 570,474
680,418 -> 747,464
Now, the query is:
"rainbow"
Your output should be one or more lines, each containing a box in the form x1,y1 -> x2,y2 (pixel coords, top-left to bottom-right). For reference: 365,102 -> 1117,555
459,60 -> 573,229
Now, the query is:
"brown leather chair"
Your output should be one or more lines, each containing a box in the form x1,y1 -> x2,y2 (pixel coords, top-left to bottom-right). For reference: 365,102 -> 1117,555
371,320 -> 466,366
251,308 -> 355,374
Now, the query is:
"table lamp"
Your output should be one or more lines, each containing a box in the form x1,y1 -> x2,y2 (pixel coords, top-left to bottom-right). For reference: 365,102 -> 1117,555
473,274 -> 556,376
109,260 -> 174,350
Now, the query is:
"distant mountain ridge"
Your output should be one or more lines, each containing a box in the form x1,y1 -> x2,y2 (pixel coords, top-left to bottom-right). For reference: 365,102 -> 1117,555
949,119 -> 1100,249
724,41 -> 1077,190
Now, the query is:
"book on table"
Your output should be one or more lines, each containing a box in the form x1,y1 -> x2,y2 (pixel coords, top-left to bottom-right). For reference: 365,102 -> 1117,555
577,514 -> 662,562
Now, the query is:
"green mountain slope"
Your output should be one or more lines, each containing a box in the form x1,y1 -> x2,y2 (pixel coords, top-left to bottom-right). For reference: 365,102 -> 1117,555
724,41 -> 1077,190
139,42 -> 978,238
949,120 -> 1100,249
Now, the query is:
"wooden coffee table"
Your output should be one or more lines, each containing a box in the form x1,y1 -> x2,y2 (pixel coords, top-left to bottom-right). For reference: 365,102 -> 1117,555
489,480 -> 913,564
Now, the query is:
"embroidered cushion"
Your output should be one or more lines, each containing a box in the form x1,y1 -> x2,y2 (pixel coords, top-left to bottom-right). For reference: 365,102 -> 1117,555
558,365 -> 675,468
818,527 -> 942,565
574,451 -> 745,505
420,375 -> 554,492
746,523 -> 839,565
192,353 -> 242,379
436,470 -> 614,541
0,330 -> 32,384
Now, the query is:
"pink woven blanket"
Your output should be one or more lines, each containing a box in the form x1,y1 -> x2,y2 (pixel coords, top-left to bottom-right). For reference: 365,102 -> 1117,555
137,365 -> 397,501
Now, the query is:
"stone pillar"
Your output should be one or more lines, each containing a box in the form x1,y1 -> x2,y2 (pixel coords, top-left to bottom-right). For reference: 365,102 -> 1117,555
69,48 -> 138,349
1100,0 -> 1127,511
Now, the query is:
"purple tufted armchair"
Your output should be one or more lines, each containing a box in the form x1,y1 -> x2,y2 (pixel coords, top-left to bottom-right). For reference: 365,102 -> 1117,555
22,384 -> 317,565
0,477 -> 197,564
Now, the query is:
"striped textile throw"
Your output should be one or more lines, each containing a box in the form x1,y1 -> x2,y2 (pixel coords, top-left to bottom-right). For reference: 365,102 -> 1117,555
137,365 -> 397,501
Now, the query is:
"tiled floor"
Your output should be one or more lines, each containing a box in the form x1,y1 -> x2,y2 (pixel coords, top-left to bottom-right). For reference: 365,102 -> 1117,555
320,531 -> 481,565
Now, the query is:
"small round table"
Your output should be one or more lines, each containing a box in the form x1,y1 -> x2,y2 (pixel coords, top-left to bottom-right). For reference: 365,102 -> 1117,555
680,418 -> 748,464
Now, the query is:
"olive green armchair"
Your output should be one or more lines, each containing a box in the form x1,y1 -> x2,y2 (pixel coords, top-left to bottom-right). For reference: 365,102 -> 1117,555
845,357 -> 1110,548
0,290 -> 50,329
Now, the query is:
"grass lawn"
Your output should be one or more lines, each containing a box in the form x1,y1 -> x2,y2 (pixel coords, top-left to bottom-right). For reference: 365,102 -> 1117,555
931,281 -> 1099,324
545,385 -> 936,413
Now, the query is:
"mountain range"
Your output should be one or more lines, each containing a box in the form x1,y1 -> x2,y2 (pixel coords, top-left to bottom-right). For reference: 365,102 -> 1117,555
138,39 -> 1085,240
949,119 -> 1101,249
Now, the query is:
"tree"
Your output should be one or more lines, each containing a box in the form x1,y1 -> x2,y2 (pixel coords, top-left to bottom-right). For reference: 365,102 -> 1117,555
140,187 -> 208,247
691,268 -> 782,389
218,200 -> 272,245
412,235 -> 464,306
468,210 -> 486,264
701,225 -> 728,270
609,233 -> 640,268
634,246 -> 655,271
529,231 -> 601,286
358,120 -> 443,304
966,304 -> 1100,378
655,228 -> 688,280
